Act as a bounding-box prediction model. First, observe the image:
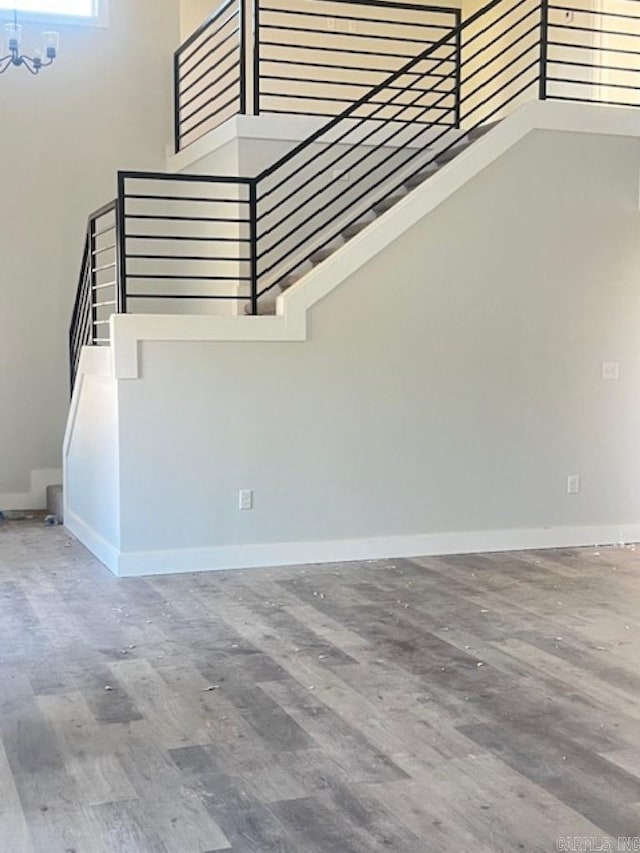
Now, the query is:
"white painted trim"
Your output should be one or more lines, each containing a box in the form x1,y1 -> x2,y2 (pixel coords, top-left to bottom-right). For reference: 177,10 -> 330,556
111,524 -> 640,577
111,312 -> 306,379
0,468 -> 63,512
65,510 -> 119,574
114,100 -> 640,381
167,113 -> 464,175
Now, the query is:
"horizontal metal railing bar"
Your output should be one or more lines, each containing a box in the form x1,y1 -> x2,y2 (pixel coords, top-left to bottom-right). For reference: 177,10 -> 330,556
125,215 -> 249,224
260,39 -> 454,61
92,262 -> 117,272
125,234 -> 252,243
549,58 -> 640,75
179,77 -> 241,126
179,43 -> 239,99
549,93 -> 640,108
125,194 -> 249,204
92,245 -> 116,256
126,274 -> 250,280
179,33 -> 239,90
121,171 -> 254,185
177,0 -> 236,58
550,22 -> 640,39
272,0 -> 458,11
258,38 -> 459,207
548,76 -> 640,92
548,40 -> 640,59
127,254 -> 247,261
127,294 -> 249,300
178,9 -> 238,69
180,92 -> 242,137
550,3 -> 640,23
179,60 -> 238,112
255,0 -> 503,184
94,300 -> 117,308
94,338 -> 110,343
261,89 -> 454,106
93,223 -> 116,237
259,60 -> 452,81
262,107 -> 450,124
93,320 -> 112,325
260,25 -> 442,46
260,73 -> 445,92
92,281 -> 117,290
260,3 -> 457,25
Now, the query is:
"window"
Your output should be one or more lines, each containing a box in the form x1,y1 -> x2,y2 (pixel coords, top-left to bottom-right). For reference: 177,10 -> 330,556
0,0 -> 107,25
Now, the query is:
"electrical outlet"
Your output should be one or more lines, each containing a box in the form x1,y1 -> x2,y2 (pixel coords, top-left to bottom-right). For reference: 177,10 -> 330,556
567,475 -> 580,495
601,361 -> 620,380
239,489 -> 253,510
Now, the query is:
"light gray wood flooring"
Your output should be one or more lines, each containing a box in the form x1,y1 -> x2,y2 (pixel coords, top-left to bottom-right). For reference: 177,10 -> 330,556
1,517 -> 639,851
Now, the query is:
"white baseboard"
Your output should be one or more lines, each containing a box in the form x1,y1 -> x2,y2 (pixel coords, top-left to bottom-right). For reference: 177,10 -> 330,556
65,510 -> 119,575
95,523 -> 640,578
0,468 -> 62,512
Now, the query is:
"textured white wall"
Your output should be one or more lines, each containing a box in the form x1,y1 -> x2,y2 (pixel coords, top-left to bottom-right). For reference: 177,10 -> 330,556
0,0 -> 179,505
113,128 -> 640,561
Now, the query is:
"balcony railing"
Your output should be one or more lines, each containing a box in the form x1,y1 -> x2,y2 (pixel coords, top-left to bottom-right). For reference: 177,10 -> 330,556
173,0 -> 461,152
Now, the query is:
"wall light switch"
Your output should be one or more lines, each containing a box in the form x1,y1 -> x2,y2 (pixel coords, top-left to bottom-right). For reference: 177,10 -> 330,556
239,489 -> 253,510
601,361 -> 620,380
567,475 -> 580,495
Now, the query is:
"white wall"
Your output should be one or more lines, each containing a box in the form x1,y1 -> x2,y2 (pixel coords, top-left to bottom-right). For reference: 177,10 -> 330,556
0,0 -> 179,507
105,124 -> 640,572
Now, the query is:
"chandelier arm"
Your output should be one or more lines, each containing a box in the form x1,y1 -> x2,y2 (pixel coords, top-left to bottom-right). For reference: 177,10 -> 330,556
21,57 -> 40,75
0,56 -> 12,74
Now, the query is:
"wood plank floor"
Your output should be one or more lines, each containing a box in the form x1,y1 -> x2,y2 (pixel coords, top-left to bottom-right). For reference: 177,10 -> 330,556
0,518 -> 639,852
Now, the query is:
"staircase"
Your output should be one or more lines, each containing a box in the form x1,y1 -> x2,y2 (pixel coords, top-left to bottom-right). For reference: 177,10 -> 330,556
69,0 -> 640,390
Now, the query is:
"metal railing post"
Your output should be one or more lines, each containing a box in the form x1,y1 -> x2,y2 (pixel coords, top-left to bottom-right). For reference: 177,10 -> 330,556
89,219 -> 97,345
239,0 -> 247,114
253,0 -> 260,115
539,0 -> 549,100
249,180 -> 258,314
454,8 -> 462,129
173,50 -> 181,153
116,172 -> 128,315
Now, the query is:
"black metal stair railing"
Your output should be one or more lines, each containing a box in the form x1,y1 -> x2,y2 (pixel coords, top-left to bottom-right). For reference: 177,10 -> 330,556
173,0 -> 461,152
174,0 -> 246,152
70,0 -> 640,388
68,200 -> 121,392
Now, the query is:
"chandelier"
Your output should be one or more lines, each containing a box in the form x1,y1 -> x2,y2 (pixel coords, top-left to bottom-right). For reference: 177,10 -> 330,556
0,11 -> 58,75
